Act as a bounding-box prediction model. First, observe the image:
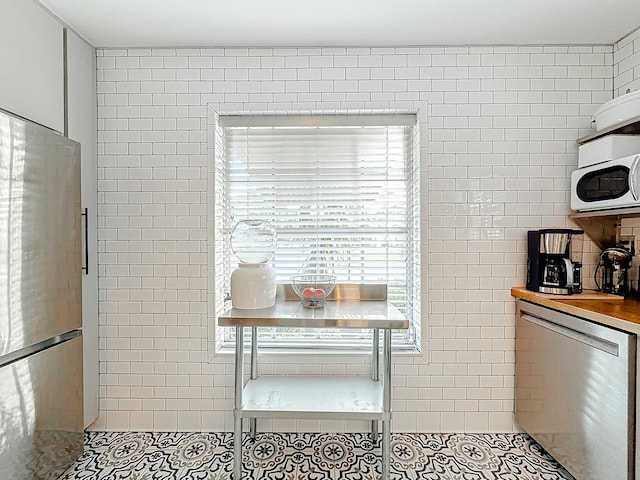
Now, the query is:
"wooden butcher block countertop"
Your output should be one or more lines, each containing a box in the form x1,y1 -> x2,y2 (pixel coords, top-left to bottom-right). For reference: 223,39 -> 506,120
511,287 -> 640,335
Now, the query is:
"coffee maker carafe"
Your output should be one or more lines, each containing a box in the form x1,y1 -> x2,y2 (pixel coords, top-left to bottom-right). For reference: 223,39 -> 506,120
527,229 -> 584,295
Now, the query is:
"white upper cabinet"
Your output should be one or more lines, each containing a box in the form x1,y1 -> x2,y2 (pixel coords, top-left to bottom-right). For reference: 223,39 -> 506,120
0,0 -> 64,132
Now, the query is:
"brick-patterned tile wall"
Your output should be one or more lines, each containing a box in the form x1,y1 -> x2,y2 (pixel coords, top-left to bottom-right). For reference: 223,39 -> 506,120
95,44 -> 615,433
614,27 -> 640,96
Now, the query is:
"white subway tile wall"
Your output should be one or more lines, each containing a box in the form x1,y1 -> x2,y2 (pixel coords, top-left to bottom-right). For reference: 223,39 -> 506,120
95,39 -> 635,433
592,28 -> 640,290
614,27 -> 640,96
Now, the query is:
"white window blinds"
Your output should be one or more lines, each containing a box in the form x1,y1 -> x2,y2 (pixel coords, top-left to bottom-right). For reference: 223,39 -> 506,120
219,114 -> 419,348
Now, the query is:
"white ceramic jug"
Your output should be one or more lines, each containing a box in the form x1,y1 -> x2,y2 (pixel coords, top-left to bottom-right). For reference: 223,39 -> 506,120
230,263 -> 277,309
229,220 -> 277,309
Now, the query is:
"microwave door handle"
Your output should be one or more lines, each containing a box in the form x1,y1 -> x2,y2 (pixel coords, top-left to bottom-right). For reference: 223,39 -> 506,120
630,155 -> 640,200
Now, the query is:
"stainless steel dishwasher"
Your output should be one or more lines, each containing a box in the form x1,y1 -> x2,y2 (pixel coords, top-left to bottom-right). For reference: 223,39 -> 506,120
515,299 -> 636,480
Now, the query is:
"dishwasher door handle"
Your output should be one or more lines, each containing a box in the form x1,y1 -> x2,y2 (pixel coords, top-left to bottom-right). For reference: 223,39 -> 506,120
519,312 -> 619,356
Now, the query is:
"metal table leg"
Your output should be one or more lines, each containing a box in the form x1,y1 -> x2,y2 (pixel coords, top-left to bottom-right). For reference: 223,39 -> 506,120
233,326 -> 244,480
382,328 -> 392,480
371,328 -> 379,443
249,326 -> 258,440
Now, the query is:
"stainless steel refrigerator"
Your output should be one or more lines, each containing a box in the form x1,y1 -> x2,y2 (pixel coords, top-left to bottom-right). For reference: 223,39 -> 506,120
0,109 -> 84,479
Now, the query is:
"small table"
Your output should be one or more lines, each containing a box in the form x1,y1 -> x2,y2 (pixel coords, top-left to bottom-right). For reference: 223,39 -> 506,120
218,285 -> 409,480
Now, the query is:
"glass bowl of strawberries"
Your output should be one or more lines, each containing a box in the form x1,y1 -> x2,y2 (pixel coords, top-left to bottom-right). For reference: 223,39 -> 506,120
290,274 -> 336,308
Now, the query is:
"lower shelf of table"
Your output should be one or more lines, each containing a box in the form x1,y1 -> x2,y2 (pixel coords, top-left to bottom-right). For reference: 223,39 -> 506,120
237,375 -> 389,420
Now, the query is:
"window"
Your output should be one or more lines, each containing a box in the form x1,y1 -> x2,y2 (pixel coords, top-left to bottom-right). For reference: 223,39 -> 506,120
213,113 -> 421,351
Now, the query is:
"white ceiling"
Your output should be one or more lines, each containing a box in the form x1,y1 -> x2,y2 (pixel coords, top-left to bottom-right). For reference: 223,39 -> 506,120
38,0 -> 640,48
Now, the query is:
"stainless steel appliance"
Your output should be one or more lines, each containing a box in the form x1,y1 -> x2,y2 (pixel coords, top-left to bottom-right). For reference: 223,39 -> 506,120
526,229 -> 583,295
596,246 -> 633,296
571,153 -> 640,211
0,109 -> 83,479
516,300 -> 636,480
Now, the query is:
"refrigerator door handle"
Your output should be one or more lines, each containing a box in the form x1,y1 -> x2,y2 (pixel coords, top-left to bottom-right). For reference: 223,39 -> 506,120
0,329 -> 82,368
82,207 -> 88,275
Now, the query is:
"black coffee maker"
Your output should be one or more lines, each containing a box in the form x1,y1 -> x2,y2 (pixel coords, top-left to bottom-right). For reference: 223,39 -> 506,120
597,246 -> 633,296
527,229 -> 584,295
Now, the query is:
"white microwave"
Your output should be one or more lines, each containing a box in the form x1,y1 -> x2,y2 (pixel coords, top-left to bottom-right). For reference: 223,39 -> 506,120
571,153 -> 640,211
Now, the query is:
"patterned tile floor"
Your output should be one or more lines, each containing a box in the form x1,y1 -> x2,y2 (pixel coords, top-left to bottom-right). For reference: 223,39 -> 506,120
60,432 -> 575,480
